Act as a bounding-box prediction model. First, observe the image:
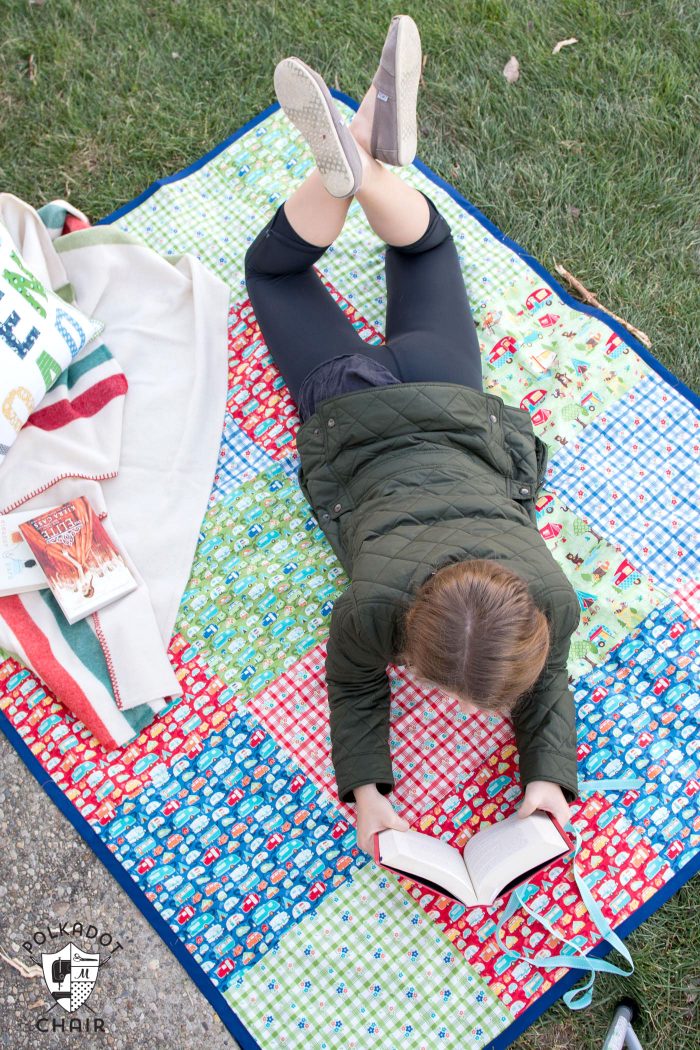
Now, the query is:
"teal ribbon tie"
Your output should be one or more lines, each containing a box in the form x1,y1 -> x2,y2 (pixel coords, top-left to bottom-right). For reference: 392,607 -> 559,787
493,776 -> 643,1010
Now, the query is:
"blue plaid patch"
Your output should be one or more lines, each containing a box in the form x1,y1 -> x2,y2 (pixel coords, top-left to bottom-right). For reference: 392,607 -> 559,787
210,410 -> 279,501
547,374 -> 700,590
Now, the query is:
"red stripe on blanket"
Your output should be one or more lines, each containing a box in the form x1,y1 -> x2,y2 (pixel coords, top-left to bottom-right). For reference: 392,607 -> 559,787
25,374 -> 128,432
62,213 -> 91,235
0,596 -> 117,748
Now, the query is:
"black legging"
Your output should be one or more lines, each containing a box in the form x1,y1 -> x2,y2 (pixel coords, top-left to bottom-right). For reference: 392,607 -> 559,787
243,190 -> 483,413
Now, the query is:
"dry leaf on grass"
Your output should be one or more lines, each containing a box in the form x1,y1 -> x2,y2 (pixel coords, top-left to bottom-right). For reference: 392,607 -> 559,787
503,56 -> 520,83
27,54 -> 37,81
552,37 -> 578,54
559,139 -> 584,152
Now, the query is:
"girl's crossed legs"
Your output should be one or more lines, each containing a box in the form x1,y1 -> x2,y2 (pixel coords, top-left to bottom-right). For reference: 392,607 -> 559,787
244,142 -> 483,416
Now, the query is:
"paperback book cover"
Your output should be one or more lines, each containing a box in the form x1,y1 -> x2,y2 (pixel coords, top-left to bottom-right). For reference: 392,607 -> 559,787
18,496 -> 137,624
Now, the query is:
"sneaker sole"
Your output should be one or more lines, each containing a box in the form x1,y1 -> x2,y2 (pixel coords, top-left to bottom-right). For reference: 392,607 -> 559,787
393,16 -> 421,166
274,58 -> 361,198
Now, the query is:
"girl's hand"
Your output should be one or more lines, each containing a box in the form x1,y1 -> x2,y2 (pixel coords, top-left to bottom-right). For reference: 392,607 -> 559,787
517,780 -> 571,827
354,784 -> 410,854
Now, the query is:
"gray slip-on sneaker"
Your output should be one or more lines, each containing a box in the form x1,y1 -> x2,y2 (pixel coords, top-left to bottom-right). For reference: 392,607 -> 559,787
370,14 -> 422,166
274,57 -> 363,199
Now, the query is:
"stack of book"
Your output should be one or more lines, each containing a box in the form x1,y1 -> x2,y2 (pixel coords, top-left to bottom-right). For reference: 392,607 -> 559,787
1,496 -> 137,624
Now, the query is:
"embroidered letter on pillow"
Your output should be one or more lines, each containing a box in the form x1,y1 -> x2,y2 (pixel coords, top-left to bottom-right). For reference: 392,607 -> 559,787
0,221 -> 104,466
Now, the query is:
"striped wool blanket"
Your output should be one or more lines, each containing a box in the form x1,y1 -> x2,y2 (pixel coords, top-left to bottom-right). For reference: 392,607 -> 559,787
0,193 -> 231,747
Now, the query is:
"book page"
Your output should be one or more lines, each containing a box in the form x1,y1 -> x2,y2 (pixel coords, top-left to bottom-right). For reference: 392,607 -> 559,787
463,812 -> 568,905
377,830 -> 478,907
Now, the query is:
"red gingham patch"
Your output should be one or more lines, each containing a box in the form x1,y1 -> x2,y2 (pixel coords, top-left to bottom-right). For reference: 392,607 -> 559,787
247,643 -> 512,824
671,580 -> 700,627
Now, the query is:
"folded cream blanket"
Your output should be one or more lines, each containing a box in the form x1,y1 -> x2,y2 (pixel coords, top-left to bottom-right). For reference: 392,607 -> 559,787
0,194 -> 230,748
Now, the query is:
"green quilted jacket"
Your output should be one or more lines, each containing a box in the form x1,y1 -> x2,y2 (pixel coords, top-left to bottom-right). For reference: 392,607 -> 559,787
295,382 -> 581,806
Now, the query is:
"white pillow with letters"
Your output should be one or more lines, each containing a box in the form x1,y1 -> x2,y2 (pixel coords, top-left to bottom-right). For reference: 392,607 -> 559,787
0,219 -> 104,466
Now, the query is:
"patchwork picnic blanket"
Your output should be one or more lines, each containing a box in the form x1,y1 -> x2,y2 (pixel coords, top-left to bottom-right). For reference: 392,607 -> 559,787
1,94 -> 698,1049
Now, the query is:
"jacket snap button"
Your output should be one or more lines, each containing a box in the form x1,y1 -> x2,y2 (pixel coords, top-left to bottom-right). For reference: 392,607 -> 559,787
327,418 -> 335,428
333,502 -> 342,513
313,427 -> 320,435
520,486 -> 529,495
322,512 -> 330,521
489,413 -> 497,423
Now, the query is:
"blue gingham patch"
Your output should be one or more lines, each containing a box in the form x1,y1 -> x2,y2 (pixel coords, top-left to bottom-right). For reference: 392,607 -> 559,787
546,373 -> 700,589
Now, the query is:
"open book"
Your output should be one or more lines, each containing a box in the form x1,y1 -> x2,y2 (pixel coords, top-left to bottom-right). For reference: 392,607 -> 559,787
374,810 -> 572,908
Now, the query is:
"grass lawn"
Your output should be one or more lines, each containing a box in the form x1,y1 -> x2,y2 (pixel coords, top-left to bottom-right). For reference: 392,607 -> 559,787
2,0 -> 698,1046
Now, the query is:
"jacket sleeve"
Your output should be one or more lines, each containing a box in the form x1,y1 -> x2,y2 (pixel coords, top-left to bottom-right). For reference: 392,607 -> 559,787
511,592 -> 581,803
324,588 -> 394,804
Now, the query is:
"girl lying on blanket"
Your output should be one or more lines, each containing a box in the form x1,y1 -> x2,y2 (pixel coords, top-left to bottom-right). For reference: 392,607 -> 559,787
244,14 -> 581,854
